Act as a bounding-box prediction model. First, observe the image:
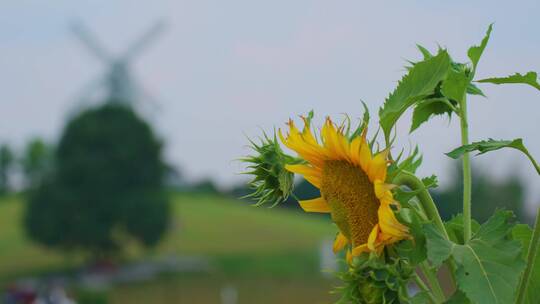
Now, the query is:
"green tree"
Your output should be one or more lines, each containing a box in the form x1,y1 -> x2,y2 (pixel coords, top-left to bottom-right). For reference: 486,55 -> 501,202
21,138 -> 53,189
0,144 -> 14,194
25,104 -> 171,258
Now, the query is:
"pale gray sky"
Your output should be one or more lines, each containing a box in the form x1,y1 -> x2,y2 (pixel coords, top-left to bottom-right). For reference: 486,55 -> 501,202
1,1 -> 539,211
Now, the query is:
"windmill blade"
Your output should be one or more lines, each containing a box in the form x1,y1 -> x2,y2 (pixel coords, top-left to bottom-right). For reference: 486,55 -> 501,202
70,21 -> 111,63
122,20 -> 167,61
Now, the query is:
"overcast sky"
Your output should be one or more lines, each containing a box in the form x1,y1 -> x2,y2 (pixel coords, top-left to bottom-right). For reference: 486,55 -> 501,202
1,1 -> 539,211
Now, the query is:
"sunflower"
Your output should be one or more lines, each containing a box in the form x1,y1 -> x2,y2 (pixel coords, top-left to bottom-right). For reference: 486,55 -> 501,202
279,116 -> 408,258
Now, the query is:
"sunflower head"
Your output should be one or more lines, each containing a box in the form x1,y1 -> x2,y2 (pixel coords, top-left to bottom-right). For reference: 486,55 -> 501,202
279,114 -> 409,257
242,132 -> 296,207
336,254 -> 414,304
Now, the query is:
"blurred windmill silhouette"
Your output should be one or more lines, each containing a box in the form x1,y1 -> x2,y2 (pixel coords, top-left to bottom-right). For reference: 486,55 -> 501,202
69,20 -> 166,114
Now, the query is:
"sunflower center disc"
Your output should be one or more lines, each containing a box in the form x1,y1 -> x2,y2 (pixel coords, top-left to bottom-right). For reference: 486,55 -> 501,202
321,160 -> 379,247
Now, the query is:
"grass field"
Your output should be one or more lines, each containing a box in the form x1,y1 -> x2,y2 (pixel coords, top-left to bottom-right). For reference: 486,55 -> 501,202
0,193 -> 340,303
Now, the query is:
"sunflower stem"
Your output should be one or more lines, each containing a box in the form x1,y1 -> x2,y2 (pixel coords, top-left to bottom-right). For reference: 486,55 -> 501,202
515,207 -> 540,304
393,171 -> 448,240
393,171 -> 457,288
459,93 -> 473,243
420,262 -> 446,303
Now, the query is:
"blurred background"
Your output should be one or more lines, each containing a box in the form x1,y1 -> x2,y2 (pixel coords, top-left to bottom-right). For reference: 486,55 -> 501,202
1,1 -> 539,303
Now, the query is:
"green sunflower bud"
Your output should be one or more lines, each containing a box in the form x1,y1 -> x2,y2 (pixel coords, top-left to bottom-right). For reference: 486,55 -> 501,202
336,254 -> 414,304
241,132 -> 297,207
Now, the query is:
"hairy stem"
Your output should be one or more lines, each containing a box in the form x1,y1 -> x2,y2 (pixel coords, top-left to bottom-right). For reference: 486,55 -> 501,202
393,171 -> 448,240
393,171 -> 457,287
459,94 -> 473,243
516,207 -> 540,304
420,262 -> 446,303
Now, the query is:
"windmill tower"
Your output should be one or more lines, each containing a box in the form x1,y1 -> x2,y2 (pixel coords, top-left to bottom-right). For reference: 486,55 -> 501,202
70,21 -> 166,112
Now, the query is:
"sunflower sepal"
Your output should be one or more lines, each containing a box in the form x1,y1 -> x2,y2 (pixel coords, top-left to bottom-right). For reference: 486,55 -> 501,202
241,131 -> 298,207
387,146 -> 423,182
335,253 -> 415,304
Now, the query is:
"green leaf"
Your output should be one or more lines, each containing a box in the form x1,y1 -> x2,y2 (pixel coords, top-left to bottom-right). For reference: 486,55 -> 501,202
477,71 -> 540,91
387,146 -> 423,181
445,290 -> 471,304
446,138 -> 540,174
410,98 -> 453,133
425,210 -> 525,304
416,44 -> 433,60
424,224 -> 453,267
442,69 -> 469,103
512,224 -> 532,259
379,50 -> 451,141
444,214 -> 481,245
395,207 -> 428,265
468,24 -> 493,71
421,175 -> 438,189
467,83 -> 485,96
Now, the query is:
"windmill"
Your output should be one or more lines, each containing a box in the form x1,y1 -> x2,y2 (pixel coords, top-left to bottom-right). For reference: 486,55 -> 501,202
70,20 -> 166,113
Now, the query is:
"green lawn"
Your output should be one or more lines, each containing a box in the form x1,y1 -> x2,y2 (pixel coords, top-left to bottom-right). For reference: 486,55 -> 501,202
0,193 -> 337,280
0,194 -> 341,303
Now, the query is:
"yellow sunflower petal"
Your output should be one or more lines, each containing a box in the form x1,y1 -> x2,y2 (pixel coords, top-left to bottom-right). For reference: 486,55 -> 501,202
368,150 -> 389,182
285,164 -> 322,187
378,204 -> 409,237
367,224 -> 380,252
349,136 -> 362,166
333,232 -> 349,253
358,137 -> 373,172
298,197 -> 331,213
374,180 -> 394,202
301,116 -> 318,145
279,127 -> 326,168
351,244 -> 369,257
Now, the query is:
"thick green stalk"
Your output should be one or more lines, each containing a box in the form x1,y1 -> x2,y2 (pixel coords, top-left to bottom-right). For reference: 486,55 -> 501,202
516,207 -> 540,304
393,171 -> 448,240
394,171 -> 457,287
459,94 -> 472,243
420,262 -> 446,303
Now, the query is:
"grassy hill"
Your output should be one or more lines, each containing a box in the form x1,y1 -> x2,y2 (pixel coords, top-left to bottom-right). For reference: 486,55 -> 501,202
0,193 -> 336,280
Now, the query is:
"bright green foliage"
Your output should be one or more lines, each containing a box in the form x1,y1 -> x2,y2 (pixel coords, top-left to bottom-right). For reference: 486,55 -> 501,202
394,206 -> 428,265
242,132 -> 296,207
446,138 -> 540,174
478,71 -> 540,91
336,255 -> 414,304
425,211 -> 525,304
407,25 -> 494,135
387,146 -> 423,180
446,290 -> 471,304
441,69 -> 469,103
444,214 -> 480,245
348,102 -> 370,141
467,24 -> 493,71
410,98 -> 453,133
379,50 -> 451,141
